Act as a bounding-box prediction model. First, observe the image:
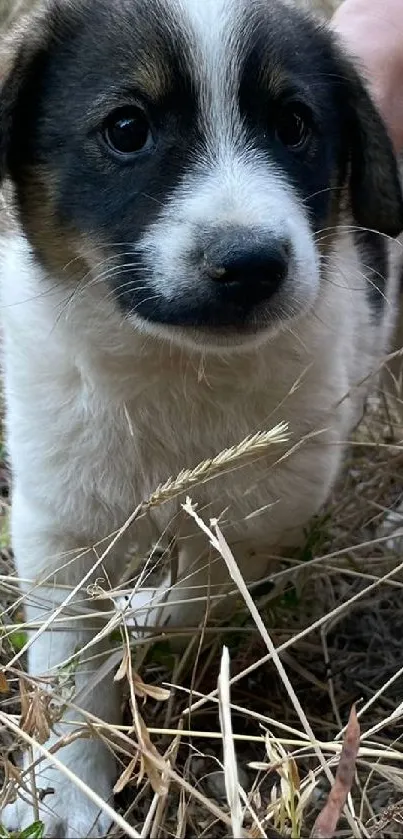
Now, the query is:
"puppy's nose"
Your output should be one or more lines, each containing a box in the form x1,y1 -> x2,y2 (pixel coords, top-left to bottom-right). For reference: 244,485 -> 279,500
204,231 -> 289,296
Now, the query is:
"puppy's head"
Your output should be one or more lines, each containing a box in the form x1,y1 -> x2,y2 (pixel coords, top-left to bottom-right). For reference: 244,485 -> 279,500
1,0 -> 402,351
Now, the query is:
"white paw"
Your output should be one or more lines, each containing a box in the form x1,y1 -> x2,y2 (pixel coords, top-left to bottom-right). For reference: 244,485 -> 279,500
3,755 -> 114,838
115,582 -> 170,634
3,795 -> 111,838
377,502 -> 403,551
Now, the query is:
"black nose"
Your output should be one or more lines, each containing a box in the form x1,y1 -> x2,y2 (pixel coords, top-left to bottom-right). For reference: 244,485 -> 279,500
203,230 -> 290,297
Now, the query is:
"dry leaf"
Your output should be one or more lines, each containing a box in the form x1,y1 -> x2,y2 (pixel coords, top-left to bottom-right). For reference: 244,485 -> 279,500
311,705 -> 360,838
132,671 -> 170,703
113,708 -> 170,797
20,679 -> 52,744
114,755 -> 138,794
114,646 -> 130,682
115,652 -> 170,702
289,756 -> 300,793
252,788 -> 261,810
4,756 -> 22,785
117,625 -> 170,796
133,701 -> 169,796
0,671 -> 9,693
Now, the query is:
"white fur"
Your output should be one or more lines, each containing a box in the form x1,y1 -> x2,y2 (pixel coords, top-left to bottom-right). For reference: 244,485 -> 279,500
2,226 -> 400,835
1,0 -> 402,834
134,0 -> 320,351
137,151 -> 319,350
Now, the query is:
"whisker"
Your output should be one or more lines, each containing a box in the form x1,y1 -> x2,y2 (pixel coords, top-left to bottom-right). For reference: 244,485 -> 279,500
315,224 -> 403,250
302,185 -> 343,204
55,269 -> 139,323
124,293 -> 161,319
105,282 -> 151,305
86,262 -> 147,287
139,192 -> 165,207
61,244 -> 144,273
322,259 -> 392,307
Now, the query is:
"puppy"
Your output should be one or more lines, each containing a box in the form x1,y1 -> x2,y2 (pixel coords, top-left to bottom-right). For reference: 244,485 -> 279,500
1,0 -> 402,834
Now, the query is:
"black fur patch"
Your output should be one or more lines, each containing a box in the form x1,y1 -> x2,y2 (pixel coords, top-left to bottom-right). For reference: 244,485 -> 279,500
2,0 -> 402,330
354,230 -> 388,319
238,7 -> 348,234
8,0 -> 199,244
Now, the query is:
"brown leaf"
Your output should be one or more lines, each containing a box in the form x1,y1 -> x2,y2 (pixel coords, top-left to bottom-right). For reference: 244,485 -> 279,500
0,670 -> 9,693
116,630 -> 170,795
114,646 -> 130,682
311,705 -> 360,839
19,677 -> 29,721
132,671 -> 170,703
19,679 -> 52,744
289,756 -> 300,793
4,756 -> 22,785
131,696 -> 169,796
115,650 -> 170,702
113,755 -> 138,794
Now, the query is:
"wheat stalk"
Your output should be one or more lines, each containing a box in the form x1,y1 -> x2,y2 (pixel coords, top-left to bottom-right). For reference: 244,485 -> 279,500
145,423 -> 289,509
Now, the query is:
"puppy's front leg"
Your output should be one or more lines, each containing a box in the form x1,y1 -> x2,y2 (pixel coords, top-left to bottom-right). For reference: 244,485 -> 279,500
131,531 -> 271,639
3,494 -> 120,838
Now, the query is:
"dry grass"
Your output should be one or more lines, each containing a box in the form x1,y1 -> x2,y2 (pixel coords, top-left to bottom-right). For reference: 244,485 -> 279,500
1,375 -> 403,839
1,1 -> 403,837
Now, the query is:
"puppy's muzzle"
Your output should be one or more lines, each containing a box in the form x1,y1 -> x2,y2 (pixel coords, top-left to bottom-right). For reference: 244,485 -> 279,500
201,227 -> 290,308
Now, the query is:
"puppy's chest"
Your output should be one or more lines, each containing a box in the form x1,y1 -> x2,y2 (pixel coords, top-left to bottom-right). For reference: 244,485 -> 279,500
73,371 -> 343,546
97,382 -> 283,501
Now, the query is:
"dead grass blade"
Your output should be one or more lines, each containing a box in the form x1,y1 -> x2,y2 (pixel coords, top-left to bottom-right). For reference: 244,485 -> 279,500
0,709 -> 141,838
183,498 -> 361,837
311,705 -> 360,838
182,550 -> 403,721
218,646 -> 244,837
114,624 -> 170,796
4,423 -> 289,671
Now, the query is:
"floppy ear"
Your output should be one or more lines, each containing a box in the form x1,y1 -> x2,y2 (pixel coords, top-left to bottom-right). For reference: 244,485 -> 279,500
339,52 -> 403,237
0,17 -> 42,184
0,3 -> 67,186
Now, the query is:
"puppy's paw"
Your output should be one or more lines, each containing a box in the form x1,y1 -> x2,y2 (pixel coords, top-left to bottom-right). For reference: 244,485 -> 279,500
115,583 -> 170,635
3,758 -> 114,838
3,791 -> 111,838
377,502 -> 403,551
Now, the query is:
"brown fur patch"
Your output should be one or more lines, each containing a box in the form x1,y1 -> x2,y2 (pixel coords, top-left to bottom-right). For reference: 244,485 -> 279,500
131,49 -> 170,101
17,164 -> 89,283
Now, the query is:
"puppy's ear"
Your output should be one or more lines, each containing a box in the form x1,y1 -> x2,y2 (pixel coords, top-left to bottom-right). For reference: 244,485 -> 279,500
339,52 -> 403,237
0,48 -> 21,184
0,21 -> 39,183
0,4 -> 62,186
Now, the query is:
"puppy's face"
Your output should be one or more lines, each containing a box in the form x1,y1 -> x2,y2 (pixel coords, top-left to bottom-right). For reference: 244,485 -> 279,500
1,0 -> 402,350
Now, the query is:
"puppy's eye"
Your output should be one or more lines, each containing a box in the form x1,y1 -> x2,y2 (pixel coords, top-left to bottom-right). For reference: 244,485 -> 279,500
275,103 -> 312,150
103,106 -> 153,156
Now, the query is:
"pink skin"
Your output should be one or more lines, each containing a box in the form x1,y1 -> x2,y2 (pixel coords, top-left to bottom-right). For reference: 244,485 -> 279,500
331,0 -> 403,154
